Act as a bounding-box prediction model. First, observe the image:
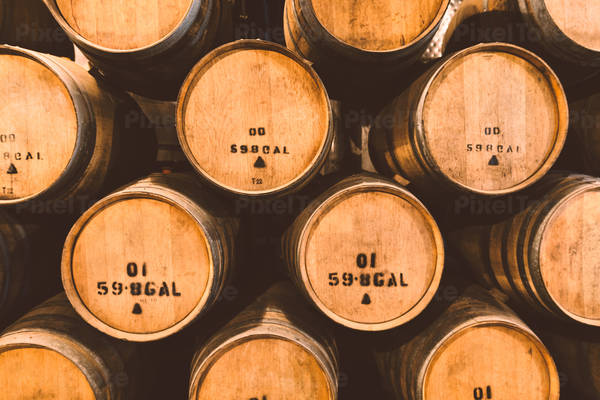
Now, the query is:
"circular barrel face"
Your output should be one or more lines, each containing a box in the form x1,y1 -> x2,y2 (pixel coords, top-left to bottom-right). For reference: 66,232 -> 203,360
301,188 -> 443,330
539,187 -> 600,325
422,47 -> 565,194
309,0 -> 447,51
65,196 -> 212,339
544,0 -> 600,51
0,347 -> 94,399
55,0 -> 194,50
423,324 -> 557,399
178,42 -> 331,196
0,53 -> 77,203
194,338 -> 333,400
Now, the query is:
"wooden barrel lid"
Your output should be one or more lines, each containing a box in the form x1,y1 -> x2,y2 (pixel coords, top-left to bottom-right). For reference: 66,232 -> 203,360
63,194 -> 213,341
0,347 -> 94,399
194,338 -> 333,399
420,43 -> 567,195
538,185 -> 600,325
299,180 -> 444,330
177,40 -> 332,196
424,324 -> 557,399
308,0 -> 448,51
54,0 -> 195,51
544,0 -> 600,51
0,50 -> 78,203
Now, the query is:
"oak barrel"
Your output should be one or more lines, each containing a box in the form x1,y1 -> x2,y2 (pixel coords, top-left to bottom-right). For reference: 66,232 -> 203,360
43,0 -> 231,99
0,293 -> 137,399
62,173 -> 238,341
450,173 -> 600,327
0,45 -> 155,209
370,42 -> 568,196
177,39 -> 334,197
284,0 -> 450,73
518,0 -> 600,66
283,174 -> 444,331
377,286 -> 559,400
189,282 -> 338,400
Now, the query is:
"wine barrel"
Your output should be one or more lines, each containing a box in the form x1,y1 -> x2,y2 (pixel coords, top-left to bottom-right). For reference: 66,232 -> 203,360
0,0 -> 73,57
284,0 -> 449,67
0,293 -> 137,399
189,282 -> 338,400
370,43 -> 568,196
283,174 -> 444,331
177,40 -> 334,197
518,0 -> 600,66
62,173 -> 238,342
377,286 -> 559,400
0,45 -> 155,209
43,0 -> 231,99
450,173 -> 600,327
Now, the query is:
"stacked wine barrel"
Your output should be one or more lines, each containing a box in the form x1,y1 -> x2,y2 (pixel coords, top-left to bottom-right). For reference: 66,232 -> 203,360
0,1 -> 598,399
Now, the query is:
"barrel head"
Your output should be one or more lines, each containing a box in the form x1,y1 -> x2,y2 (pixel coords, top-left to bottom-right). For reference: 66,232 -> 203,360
55,0 -> 195,51
422,324 -> 558,399
543,0 -> 600,52
420,44 -> 567,195
0,49 -> 78,203
539,186 -> 600,326
177,40 -> 333,197
0,347 -> 95,400
297,179 -> 444,331
192,338 -> 333,400
63,195 -> 213,341
308,0 -> 448,51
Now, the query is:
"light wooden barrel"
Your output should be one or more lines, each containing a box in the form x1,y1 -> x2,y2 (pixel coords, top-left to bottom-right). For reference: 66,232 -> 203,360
43,0 -> 230,99
370,43 -> 568,196
283,174 -> 444,331
450,173 -> 600,327
377,286 -> 559,400
518,0 -> 600,66
189,282 -> 338,400
0,293 -> 137,400
0,45 -> 155,208
284,0 -> 450,71
62,173 -> 238,341
177,39 -> 334,197
544,330 -> 600,399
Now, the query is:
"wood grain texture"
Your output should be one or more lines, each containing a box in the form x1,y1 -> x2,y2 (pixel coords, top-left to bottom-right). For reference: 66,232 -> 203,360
518,0 -> 600,65
177,40 -> 333,197
0,293 -> 137,399
370,43 -> 568,196
56,0 -> 194,50
450,173 -> 600,327
189,282 -> 338,400
377,286 -> 559,400
310,0 -> 446,51
62,173 -> 238,341
284,174 -> 444,331
285,0 -> 449,67
44,0 -> 230,98
0,45 -> 155,207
